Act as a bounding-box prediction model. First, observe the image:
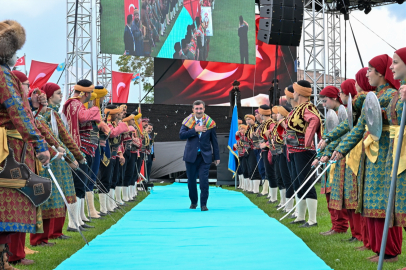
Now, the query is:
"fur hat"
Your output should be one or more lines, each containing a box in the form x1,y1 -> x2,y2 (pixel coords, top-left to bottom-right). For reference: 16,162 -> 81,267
0,20 -> 26,61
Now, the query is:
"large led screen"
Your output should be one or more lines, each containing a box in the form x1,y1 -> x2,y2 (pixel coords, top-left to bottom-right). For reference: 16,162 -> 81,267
100,0 -> 255,64
154,17 -> 297,107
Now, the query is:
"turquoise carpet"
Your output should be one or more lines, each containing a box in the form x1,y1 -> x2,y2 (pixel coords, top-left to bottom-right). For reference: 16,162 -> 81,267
56,183 -> 332,270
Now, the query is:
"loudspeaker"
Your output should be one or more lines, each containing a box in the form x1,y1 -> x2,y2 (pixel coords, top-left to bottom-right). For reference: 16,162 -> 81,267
216,133 -> 237,186
258,0 -> 304,46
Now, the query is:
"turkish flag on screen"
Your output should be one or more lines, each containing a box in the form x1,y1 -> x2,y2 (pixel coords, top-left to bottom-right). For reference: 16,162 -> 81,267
28,60 -> 58,89
14,56 -> 25,66
112,71 -> 133,103
124,0 -> 139,26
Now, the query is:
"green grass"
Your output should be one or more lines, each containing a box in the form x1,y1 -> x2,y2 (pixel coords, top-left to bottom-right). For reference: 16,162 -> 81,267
207,0 -> 256,64
100,0 -> 125,55
21,190 -> 149,270
223,183 -> 406,270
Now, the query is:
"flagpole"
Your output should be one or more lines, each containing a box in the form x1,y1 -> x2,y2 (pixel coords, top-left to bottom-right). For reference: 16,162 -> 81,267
234,95 -> 238,189
23,53 -> 27,75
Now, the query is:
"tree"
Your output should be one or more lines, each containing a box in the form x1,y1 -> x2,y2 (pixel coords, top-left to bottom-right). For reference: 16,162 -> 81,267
116,55 -> 154,103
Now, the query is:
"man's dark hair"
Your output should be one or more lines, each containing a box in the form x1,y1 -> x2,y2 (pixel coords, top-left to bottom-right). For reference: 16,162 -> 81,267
239,15 -> 244,25
127,14 -> 133,25
148,123 -> 153,126
174,42 -> 181,52
106,104 -> 118,109
77,79 -> 93,87
193,100 -> 205,108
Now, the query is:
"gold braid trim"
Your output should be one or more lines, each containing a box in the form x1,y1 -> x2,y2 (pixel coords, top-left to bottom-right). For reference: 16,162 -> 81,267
272,119 -> 285,144
287,102 -> 322,134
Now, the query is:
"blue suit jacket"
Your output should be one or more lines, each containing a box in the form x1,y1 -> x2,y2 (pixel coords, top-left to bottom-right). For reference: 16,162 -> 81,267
179,125 -> 220,164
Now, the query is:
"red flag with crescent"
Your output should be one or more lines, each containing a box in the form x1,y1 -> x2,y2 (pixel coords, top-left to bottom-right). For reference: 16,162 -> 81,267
124,0 -> 139,26
14,56 -> 25,67
28,60 -> 58,89
112,70 -> 133,103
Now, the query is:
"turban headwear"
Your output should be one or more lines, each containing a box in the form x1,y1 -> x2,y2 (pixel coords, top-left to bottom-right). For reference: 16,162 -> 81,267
259,105 -> 272,116
293,80 -> 312,97
244,114 -> 255,121
369,54 -> 400,89
284,85 -> 294,99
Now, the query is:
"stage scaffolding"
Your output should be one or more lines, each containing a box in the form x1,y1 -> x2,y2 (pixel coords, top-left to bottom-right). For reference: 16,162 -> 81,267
65,0 -> 94,99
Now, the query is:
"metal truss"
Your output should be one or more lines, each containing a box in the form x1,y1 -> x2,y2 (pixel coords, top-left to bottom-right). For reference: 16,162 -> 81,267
327,10 -> 342,87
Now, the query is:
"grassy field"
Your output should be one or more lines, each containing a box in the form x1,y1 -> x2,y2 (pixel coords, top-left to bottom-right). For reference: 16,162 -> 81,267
223,183 -> 406,270
21,189 -> 150,270
100,0 -> 125,55
207,0 -> 256,64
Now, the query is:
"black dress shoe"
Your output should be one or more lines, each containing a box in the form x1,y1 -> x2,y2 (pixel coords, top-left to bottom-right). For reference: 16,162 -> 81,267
290,220 -> 306,225
299,222 -> 318,228
81,223 -> 95,229
267,200 -> 278,204
99,212 -> 107,216
288,214 -> 297,219
190,204 -> 197,209
247,191 -> 254,194
78,226 -> 88,231
57,235 -> 71,240
256,194 -> 264,197
201,206 -> 209,211
66,227 -> 79,232
343,237 -> 357,242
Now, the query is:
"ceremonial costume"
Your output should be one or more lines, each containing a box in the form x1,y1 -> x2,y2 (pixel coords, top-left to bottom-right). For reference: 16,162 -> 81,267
273,105 -> 294,211
98,105 -> 128,214
336,55 -> 401,258
244,114 -> 261,193
235,125 -> 250,191
287,81 -> 322,227
62,81 -> 102,230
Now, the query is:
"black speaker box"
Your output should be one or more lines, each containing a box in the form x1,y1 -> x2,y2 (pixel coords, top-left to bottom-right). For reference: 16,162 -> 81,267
258,0 -> 304,46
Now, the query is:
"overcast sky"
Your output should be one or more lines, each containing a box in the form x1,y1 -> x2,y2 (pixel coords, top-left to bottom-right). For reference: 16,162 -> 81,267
2,0 -> 406,102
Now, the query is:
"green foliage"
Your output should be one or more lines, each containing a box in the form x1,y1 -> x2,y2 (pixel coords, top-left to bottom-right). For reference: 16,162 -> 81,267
223,184 -> 406,270
116,55 -> 154,103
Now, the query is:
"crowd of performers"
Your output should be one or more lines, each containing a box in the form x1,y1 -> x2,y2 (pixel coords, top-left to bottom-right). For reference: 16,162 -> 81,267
233,48 -> 406,265
124,0 -> 213,59
0,20 -> 157,269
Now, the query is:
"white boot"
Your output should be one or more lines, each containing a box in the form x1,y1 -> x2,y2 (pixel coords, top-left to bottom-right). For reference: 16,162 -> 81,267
111,188 -> 118,208
99,193 -> 108,214
115,187 -> 124,205
294,199 -> 307,222
76,198 -> 85,226
247,180 -> 252,192
107,189 -> 115,212
260,180 -> 269,195
285,198 -> 294,212
67,202 -> 79,229
270,188 -> 278,202
129,185 -> 134,199
267,186 -> 272,198
279,189 -> 286,206
86,191 -> 100,218
134,184 -> 138,196
306,198 -> 318,225
294,195 -> 299,217
237,175 -> 242,189
243,178 -> 248,191
253,180 -> 261,194
122,187 -> 129,202
80,198 -> 90,222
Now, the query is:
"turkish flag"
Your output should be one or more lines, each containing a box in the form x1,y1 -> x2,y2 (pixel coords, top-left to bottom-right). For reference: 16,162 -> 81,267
112,71 -> 133,103
28,60 -> 58,89
124,0 -> 139,26
14,56 -> 25,66
183,0 -> 201,20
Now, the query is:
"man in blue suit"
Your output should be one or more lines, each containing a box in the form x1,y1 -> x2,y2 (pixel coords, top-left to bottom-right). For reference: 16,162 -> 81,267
179,100 -> 220,211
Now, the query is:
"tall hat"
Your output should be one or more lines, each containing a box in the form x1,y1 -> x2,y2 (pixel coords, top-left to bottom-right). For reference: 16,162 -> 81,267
244,114 -> 255,121
93,85 -> 108,108
293,80 -> 312,97
123,112 -> 135,122
0,20 -> 25,62
133,110 -> 142,121
271,106 -> 279,114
